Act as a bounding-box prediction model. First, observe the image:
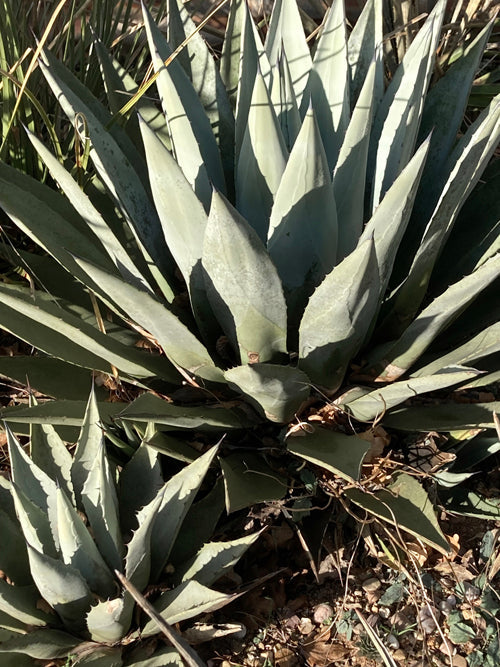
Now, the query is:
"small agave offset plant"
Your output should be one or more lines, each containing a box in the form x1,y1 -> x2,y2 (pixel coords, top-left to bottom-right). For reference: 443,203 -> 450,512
0,390 -> 258,666
0,0 -> 499,660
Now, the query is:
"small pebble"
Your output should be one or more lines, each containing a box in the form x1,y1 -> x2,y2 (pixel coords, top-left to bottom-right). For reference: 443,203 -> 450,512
313,603 -> 334,624
439,639 -> 456,656
463,583 -> 481,603
387,634 -> 400,650
362,577 -> 382,592
439,600 -> 453,616
452,656 -> 467,667
393,649 -> 406,661
379,607 -> 391,619
298,617 -> 314,635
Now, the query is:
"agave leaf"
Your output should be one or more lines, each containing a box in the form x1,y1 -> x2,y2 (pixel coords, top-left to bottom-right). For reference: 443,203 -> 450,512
369,254 -> 500,380
461,370 -> 500,390
234,3 -> 272,158
265,0 -> 312,107
0,509 -> 31,585
0,283 -> 176,381
86,596 -> 132,645
125,646 -> 182,666
71,646 -> 123,666
298,237 -> 380,392
268,107 -> 338,324
270,50 -> 301,150
413,322 -> 500,377
203,191 -> 288,365
72,256 -> 224,384
220,452 -> 287,514
82,442 -> 123,573
343,367 -> 482,423
0,629 -> 80,659
220,0 -> 246,105
287,427 -> 370,482
145,432 -> 200,463
143,580 -> 237,636
440,488 -> 500,520
149,446 -> 219,582
347,0 -> 383,107
0,580 -> 51,627
1,401 -> 124,431
30,417 -> 74,505
125,491 -> 164,592
6,426 -> 58,545
236,67 -> 288,241
303,0 -> 349,172
56,487 -> 116,597
0,611 -> 28,635
382,402 -> 500,431
449,433 -> 500,473
25,129 -> 150,294
72,389 -> 104,508
369,0 -> 446,210
119,393 -> 248,430
142,5 -> 226,208
0,357 -> 102,402
224,364 -> 310,423
119,439 -> 163,535
0,161 -> 116,293
39,52 -> 174,291
10,484 -> 57,557
168,479 -> 226,566
139,117 -> 217,340
346,472 -> 450,554
165,0 -> 235,186
334,57 -> 377,260
26,543 -> 93,633
177,531 -> 261,587
382,96 -> 500,332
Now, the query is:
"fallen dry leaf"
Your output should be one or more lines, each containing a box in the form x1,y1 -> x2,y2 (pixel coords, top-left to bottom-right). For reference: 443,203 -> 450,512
301,640 -> 349,666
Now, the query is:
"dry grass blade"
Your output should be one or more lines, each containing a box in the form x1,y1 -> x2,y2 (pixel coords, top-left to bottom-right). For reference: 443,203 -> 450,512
355,610 -> 398,667
114,570 -> 206,667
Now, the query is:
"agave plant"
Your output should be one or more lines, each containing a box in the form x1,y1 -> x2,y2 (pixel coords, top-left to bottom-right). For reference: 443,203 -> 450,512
0,389 -> 258,666
0,0 -> 499,558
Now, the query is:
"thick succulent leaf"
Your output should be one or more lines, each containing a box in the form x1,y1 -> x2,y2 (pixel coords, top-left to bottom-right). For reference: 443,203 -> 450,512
125,490 -> 164,592
334,58 -> 377,260
383,95 -> 500,331
265,0 -> 312,106
56,487 -> 116,597
360,134 -> 430,298
10,484 -> 57,557
82,442 -> 123,573
165,0 -> 235,186
119,393 -> 248,430
168,479 -> 226,566
449,433 -> 500,473
142,5 -> 226,207
30,419 -> 74,505
440,488 -> 500,520
39,52 -> 173,288
342,367 -> 482,422
224,364 -> 310,423
149,446 -> 219,582
303,0 -> 349,171
0,612 -> 27,635
413,322 -> 500,377
25,129 -> 150,294
0,651 -> 32,666
368,0 -> 446,210
298,237 -> 380,392
270,51 -> 301,150
346,472 -> 450,554
26,544 -> 93,633
202,191 -> 287,365
368,254 -> 500,380
409,22 -> 494,240
234,3 -> 272,158
0,357 -> 100,402
0,283 -> 175,381
287,427 -> 370,482
6,425 -> 58,546
125,646 -> 182,666
72,647 -> 123,666
268,107 -> 338,324
347,0 -> 383,107
0,629 -> 79,659
0,580 -> 51,627
72,389 -> 104,509
139,118 -> 216,339
460,369 -> 500,390
382,402 -> 500,431
143,580 -> 237,636
145,432 -> 200,463
1,400 -> 125,428
220,0 -> 246,106
119,439 -> 163,535
177,531 -> 261,587
0,509 -> 31,584
220,453 -> 287,513
0,161 -> 115,292
87,596 -> 131,645
236,67 -> 288,241
73,256 -> 223,384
